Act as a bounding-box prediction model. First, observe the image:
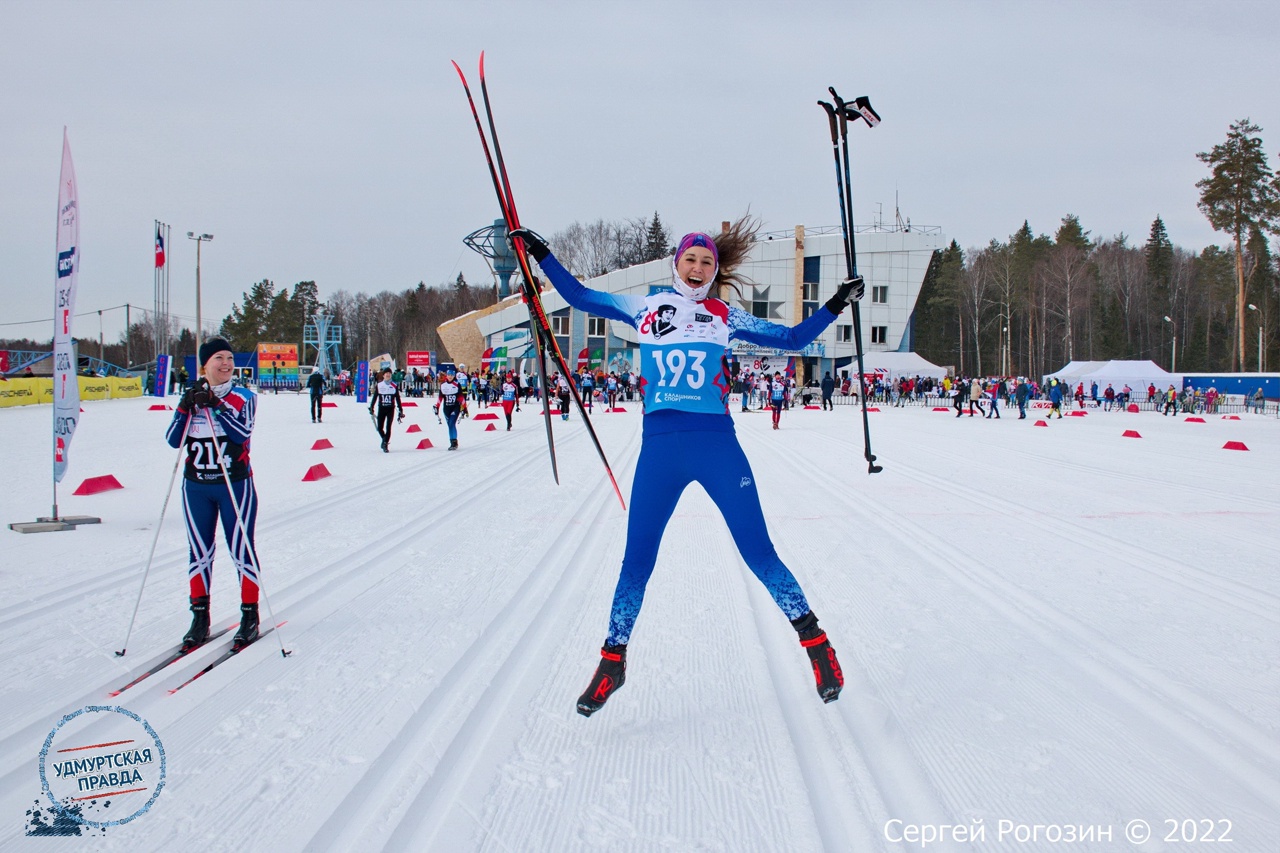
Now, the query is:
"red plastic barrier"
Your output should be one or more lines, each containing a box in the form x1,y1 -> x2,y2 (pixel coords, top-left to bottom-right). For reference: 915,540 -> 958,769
866,407 -> 880,413
1122,430 -> 1142,438
301,463 -> 331,482
933,407 -> 950,412
405,424 -> 422,433
416,438 -> 434,449
804,405 -> 821,410
1223,441 -> 1249,451
322,402 -> 337,408
148,404 -> 170,411
310,439 -> 333,450
1222,415 -> 1240,421
73,475 -> 123,496
1127,404 -> 1140,413
1070,410 -> 1087,417
1034,420 -> 1048,427
608,407 -> 628,413
402,402 -> 417,407
474,413 -> 498,420
1185,417 -> 1205,423
484,423 -> 497,431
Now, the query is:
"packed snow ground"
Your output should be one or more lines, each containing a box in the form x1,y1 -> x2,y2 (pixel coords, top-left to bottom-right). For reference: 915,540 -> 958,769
1,391 -> 1278,852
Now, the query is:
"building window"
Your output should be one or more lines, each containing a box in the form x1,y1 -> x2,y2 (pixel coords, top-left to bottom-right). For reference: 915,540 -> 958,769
871,326 -> 887,344
752,301 -> 770,319
803,255 -> 821,283
552,314 -> 569,336
802,282 -> 820,301
872,285 -> 888,304
837,325 -> 852,343
587,316 -> 606,337
802,303 -> 817,320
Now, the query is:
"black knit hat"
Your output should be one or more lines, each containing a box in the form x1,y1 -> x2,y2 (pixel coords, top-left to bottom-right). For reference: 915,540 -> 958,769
199,337 -> 233,367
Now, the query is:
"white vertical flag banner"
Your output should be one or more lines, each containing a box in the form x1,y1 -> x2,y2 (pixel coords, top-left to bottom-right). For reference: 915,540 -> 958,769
53,129 -> 80,484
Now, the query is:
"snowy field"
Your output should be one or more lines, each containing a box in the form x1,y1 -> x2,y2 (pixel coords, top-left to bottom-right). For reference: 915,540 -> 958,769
1,391 -> 1278,852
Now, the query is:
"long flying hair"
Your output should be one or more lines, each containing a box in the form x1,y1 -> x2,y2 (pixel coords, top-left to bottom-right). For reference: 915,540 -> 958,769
710,215 -> 760,299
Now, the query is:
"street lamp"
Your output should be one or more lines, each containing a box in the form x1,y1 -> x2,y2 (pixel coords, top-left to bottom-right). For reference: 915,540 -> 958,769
1248,304 -> 1262,373
187,232 -> 214,375
1163,316 -> 1177,373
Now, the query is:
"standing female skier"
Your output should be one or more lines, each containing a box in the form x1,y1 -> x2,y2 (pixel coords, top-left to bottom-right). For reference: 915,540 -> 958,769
510,220 -> 864,716
369,368 -> 404,452
436,368 -> 463,450
165,338 -> 261,651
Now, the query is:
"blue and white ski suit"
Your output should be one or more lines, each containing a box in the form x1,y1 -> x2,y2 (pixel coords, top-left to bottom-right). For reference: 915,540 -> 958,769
538,252 -> 842,645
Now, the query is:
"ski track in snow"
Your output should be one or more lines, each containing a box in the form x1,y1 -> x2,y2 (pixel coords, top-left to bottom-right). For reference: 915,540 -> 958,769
1,395 -> 1278,851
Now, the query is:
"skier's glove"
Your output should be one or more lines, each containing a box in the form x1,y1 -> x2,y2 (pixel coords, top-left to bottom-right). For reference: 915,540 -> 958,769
509,228 -> 550,262
178,387 -> 197,412
190,377 -> 220,409
397,413 -> 404,423
825,276 -> 865,314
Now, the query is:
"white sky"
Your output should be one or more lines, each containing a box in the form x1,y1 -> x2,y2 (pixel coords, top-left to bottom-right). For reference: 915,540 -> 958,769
2,0 -> 1278,345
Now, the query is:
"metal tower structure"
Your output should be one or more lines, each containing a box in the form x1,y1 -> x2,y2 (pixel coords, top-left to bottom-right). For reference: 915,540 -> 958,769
462,218 -> 517,298
304,313 -> 343,377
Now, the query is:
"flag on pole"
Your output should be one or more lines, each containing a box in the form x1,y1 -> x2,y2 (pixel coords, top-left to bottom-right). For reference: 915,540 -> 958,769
53,129 -> 80,484
155,224 -> 165,268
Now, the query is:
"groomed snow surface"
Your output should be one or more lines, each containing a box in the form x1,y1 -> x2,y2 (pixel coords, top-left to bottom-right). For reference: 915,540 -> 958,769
2,393 -> 1278,852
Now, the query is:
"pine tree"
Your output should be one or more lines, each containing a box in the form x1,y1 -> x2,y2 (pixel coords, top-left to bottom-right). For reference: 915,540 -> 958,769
1196,118 -> 1280,370
643,212 -> 671,262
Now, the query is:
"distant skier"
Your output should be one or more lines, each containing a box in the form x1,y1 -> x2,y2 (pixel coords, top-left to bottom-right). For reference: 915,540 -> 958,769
1047,378 -> 1064,418
511,220 -> 857,717
369,368 -> 404,452
500,375 -> 518,430
769,372 -> 787,429
436,369 -> 462,449
1015,378 -> 1030,419
307,369 -> 326,423
165,338 -> 261,651
556,373 -> 572,421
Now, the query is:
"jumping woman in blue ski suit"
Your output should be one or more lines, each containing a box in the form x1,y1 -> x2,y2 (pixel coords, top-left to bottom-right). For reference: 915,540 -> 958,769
510,220 -> 865,716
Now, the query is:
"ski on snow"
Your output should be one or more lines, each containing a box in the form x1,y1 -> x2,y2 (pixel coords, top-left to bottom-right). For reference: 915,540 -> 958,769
167,622 -> 287,695
108,625 -> 236,697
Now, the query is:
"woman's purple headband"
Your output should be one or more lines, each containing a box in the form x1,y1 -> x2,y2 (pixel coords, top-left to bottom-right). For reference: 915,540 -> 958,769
675,232 -> 719,265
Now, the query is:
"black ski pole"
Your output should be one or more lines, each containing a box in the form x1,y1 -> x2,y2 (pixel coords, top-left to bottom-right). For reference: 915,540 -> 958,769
821,88 -> 883,474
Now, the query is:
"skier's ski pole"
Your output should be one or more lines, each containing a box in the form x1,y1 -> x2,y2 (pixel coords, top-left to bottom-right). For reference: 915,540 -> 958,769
115,415 -> 190,657
820,90 -> 882,475
203,408 -> 291,658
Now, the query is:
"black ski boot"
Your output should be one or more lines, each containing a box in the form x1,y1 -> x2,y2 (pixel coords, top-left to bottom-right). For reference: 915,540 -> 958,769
232,603 -> 259,651
449,439 -> 458,451
791,611 -> 843,703
181,595 -> 210,651
577,643 -> 626,717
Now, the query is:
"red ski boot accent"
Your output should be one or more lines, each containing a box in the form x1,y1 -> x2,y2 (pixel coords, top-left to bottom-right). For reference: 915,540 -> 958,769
577,644 -> 626,717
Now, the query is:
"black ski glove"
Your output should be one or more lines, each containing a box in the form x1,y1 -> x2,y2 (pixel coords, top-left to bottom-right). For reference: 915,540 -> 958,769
190,377 -> 220,409
178,386 -> 197,412
825,275 -> 865,314
397,412 -> 404,423
509,228 -> 550,262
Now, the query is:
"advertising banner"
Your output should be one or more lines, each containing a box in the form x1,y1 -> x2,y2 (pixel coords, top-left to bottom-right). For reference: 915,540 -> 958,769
257,343 -> 299,389
52,130 -> 80,483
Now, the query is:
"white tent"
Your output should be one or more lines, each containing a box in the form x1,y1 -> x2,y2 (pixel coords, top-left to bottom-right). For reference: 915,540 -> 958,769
1078,360 -> 1181,394
849,351 -> 947,379
1045,360 -> 1108,386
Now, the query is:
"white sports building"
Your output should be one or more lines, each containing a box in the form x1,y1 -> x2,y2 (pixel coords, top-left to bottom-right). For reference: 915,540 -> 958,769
467,224 -> 945,384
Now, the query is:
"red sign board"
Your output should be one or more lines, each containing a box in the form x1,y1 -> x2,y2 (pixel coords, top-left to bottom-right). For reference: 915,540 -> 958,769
406,351 -> 432,369
0,351 -> 9,373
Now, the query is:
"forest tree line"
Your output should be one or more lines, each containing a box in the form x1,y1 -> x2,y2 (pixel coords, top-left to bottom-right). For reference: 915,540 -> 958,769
914,118 -> 1280,377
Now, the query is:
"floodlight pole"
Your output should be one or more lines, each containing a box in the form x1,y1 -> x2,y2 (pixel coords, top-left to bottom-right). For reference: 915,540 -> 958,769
187,232 -> 213,375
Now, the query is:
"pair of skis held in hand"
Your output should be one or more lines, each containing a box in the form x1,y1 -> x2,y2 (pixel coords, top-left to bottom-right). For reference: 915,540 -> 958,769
453,55 -> 883,481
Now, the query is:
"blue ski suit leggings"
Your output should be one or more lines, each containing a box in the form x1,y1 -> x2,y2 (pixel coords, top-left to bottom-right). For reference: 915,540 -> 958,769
606,429 -> 810,646
182,478 -> 259,603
